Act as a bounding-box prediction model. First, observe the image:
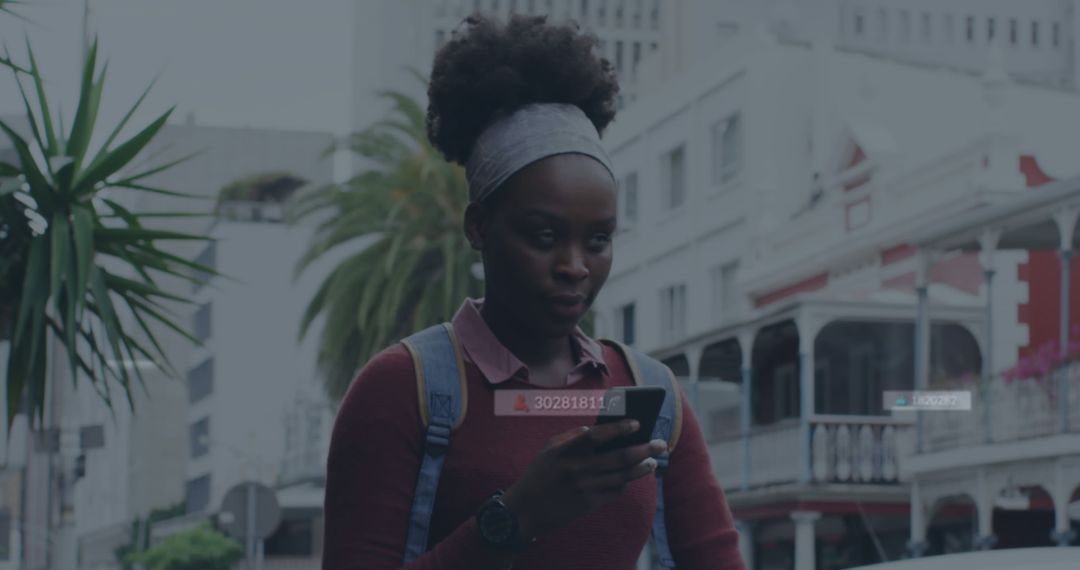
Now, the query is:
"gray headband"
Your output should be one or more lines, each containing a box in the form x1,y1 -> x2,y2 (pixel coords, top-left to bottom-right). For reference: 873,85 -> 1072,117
464,103 -> 615,204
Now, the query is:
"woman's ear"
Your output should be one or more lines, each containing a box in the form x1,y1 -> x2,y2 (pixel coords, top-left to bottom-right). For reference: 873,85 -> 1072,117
464,202 -> 485,251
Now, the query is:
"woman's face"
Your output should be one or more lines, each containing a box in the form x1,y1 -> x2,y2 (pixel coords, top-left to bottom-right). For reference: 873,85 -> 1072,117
466,153 -> 618,338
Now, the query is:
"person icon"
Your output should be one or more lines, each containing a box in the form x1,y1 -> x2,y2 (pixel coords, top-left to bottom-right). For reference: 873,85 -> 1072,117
514,394 -> 530,413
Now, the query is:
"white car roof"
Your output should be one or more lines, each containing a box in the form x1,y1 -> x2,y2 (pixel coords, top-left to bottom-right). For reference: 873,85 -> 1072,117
849,547 -> 1080,570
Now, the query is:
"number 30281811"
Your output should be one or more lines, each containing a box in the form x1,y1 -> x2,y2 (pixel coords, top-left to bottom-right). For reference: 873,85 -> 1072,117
532,394 -> 608,412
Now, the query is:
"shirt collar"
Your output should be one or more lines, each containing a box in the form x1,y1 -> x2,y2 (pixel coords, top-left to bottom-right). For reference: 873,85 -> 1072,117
451,297 -> 608,385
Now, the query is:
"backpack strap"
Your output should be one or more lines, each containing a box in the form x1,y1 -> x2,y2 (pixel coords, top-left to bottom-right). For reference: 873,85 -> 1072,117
600,339 -> 682,569
400,323 -> 468,564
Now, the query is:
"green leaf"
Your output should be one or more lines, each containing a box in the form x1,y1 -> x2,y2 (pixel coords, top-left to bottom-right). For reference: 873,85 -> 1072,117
66,39 -> 106,171
49,211 -> 70,308
111,150 -> 201,187
74,108 -> 173,195
0,118 -> 54,213
71,205 -> 94,316
90,266 -> 125,369
24,39 -> 60,157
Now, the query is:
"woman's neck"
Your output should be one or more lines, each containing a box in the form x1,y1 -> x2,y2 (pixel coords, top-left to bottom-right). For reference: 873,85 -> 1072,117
480,297 -> 573,371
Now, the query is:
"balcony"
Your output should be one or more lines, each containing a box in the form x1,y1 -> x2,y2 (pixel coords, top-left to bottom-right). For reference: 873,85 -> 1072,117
683,380 -> 914,491
919,366 -> 1080,455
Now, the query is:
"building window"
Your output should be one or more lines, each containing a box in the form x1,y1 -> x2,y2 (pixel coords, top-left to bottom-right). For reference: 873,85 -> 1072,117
526,0 -> 535,13
618,303 -> 636,345
188,358 -> 214,403
710,113 -> 741,186
614,0 -> 624,28
944,14 -> 954,43
192,242 -> 216,294
596,0 -> 606,26
899,11 -> 909,42
662,145 -> 686,209
474,0 -> 483,13
650,0 -> 659,30
622,171 -> 639,223
185,474 -> 211,514
650,42 -> 658,52
615,40 -> 624,74
581,0 -> 589,22
194,302 -> 212,342
190,417 -> 210,458
711,263 -> 739,325
1053,22 -> 1061,48
660,284 -> 687,342
632,0 -> 641,29
853,11 -> 864,37
965,16 -> 974,43
1032,21 -> 1040,46
877,9 -> 888,39
987,17 -> 995,42
632,41 -> 642,76
1010,18 -> 1017,45
721,262 -> 738,314
921,12 -> 931,40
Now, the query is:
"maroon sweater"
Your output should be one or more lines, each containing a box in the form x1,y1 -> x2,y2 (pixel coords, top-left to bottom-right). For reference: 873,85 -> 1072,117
322,343 -> 745,569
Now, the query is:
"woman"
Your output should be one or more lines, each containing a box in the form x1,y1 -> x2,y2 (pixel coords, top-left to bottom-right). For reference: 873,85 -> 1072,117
323,14 -> 744,570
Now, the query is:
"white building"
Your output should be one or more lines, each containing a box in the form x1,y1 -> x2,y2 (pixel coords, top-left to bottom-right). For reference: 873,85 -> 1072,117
595,11 -> 1080,570
352,0 -> 665,138
1,123 -> 340,570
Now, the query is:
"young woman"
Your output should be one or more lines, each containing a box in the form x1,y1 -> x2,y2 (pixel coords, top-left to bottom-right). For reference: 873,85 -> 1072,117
322,14 -> 744,570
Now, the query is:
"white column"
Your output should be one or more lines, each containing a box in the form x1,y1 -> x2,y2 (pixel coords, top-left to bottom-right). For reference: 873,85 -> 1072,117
1051,459 -> 1079,546
791,510 -> 821,570
974,469 -> 997,550
978,230 -> 1000,444
908,479 -> 929,557
736,519 -> 755,570
739,329 -> 756,492
685,344 -> 703,382
914,250 -> 932,453
796,315 -> 823,485
1053,208 -> 1079,434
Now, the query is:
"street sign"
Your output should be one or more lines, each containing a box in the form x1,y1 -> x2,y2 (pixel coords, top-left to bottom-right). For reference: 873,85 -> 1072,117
218,481 -> 281,541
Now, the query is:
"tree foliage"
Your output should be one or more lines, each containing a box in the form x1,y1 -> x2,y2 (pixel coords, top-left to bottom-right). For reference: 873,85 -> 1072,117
290,85 -> 482,400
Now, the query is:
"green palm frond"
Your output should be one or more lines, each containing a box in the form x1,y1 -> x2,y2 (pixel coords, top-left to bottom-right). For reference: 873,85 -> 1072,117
0,37 -> 217,427
291,84 -> 481,400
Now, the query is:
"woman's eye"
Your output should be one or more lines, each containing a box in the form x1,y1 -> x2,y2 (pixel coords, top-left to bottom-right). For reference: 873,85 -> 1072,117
588,234 -> 612,249
532,230 -> 556,245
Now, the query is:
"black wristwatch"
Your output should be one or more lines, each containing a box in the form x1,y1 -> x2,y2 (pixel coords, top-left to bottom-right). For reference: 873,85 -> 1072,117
475,490 -> 536,553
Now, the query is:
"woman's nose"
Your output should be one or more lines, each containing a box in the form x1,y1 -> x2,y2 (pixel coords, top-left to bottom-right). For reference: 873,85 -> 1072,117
555,246 -> 589,281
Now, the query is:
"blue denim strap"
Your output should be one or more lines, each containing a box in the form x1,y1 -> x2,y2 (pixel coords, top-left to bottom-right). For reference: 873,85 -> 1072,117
400,323 -> 465,564
602,340 -> 680,569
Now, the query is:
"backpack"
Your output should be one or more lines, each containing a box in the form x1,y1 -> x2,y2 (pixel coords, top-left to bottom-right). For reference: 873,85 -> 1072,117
399,323 -> 683,568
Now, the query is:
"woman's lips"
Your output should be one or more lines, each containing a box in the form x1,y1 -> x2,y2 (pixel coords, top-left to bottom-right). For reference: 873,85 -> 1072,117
545,295 -> 586,319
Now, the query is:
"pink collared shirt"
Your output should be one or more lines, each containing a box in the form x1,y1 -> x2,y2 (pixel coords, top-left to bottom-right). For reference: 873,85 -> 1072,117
450,298 -> 607,387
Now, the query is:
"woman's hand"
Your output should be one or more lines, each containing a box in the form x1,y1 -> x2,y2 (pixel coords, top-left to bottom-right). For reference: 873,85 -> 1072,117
500,419 -> 668,539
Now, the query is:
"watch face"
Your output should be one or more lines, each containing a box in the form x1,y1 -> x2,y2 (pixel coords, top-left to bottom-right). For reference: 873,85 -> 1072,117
479,503 -> 515,543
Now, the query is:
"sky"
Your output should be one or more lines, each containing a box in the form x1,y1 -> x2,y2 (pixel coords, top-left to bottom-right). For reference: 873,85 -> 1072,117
0,0 -> 354,136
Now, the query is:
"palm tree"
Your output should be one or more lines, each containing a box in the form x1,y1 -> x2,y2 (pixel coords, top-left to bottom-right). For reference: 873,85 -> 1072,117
0,40 -> 215,426
290,88 -> 482,400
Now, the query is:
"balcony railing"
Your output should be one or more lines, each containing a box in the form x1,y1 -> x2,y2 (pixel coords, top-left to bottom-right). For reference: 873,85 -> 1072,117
920,365 -> 1080,454
682,379 -> 913,490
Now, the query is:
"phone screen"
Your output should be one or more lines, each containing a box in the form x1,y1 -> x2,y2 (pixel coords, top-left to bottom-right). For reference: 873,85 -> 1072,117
593,386 -> 666,454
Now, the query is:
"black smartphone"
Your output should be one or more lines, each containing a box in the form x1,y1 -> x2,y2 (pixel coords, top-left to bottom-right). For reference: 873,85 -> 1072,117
592,386 -> 666,454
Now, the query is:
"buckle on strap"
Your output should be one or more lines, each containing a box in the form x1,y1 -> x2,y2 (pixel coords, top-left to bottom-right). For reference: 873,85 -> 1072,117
425,422 -> 451,457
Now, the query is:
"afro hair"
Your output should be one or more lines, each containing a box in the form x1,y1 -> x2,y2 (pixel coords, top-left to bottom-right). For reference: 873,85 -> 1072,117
426,14 -> 620,166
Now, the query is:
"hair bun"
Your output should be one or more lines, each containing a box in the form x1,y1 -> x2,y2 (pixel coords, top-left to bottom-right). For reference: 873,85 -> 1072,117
426,14 -> 619,165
